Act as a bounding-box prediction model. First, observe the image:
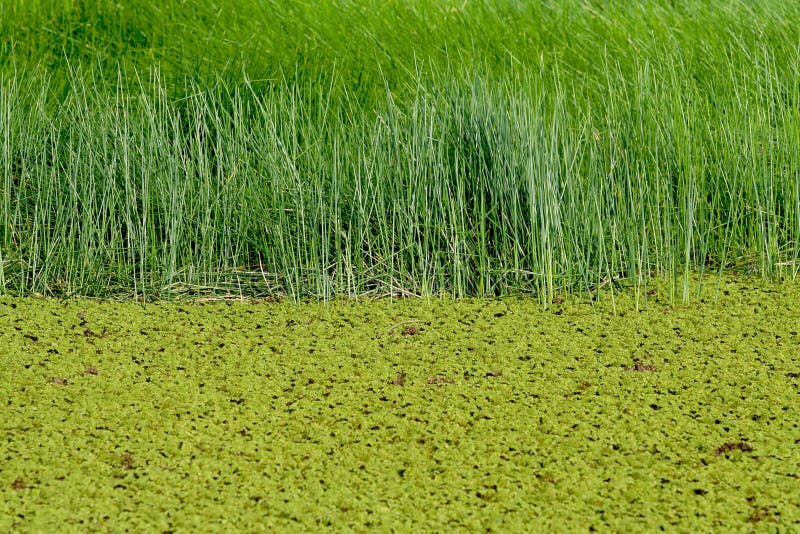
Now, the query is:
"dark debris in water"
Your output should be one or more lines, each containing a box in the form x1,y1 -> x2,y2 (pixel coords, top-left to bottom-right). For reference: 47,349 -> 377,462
426,376 -> 455,385
121,453 -> 135,470
748,508 -> 771,523
390,372 -> 406,386
624,361 -> 656,372
714,442 -> 754,456
401,325 -> 422,336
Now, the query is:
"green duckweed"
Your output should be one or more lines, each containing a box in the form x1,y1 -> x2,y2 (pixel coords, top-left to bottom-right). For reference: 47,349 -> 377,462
1,275 -> 799,531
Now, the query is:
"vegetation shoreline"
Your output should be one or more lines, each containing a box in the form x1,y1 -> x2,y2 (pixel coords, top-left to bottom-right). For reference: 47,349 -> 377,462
2,0 -> 799,301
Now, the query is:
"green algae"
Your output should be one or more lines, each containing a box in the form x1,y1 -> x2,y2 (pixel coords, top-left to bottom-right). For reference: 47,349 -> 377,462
1,275 -> 800,531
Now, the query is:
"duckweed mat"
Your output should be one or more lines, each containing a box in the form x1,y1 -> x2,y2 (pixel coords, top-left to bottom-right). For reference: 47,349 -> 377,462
2,276 -> 800,531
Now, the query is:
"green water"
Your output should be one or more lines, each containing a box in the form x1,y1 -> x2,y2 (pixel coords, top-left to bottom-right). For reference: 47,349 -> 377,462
1,275 -> 799,530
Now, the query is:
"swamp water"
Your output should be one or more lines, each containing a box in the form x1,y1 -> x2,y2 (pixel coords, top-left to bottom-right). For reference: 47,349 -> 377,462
1,275 -> 799,530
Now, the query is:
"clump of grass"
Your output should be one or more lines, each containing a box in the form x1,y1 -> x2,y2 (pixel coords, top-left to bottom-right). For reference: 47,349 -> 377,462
1,1 -> 799,301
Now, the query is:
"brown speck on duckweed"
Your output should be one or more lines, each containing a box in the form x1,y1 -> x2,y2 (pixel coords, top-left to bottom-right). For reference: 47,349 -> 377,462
390,372 -> 406,386
121,453 -> 135,470
486,371 -> 503,377
749,509 -> 770,523
401,325 -> 421,336
11,478 -> 25,491
51,377 -> 68,385
83,328 -> 107,338
552,296 -> 565,304
85,366 -> 99,375
535,473 -> 558,484
426,376 -> 454,385
624,362 -> 656,372
714,442 -> 753,456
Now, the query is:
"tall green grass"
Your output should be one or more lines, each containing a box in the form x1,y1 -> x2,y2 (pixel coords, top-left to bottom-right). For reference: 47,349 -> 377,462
1,0 -> 799,300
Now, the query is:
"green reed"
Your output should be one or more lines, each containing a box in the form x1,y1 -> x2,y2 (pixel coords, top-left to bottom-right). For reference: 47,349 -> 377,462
1,0 -> 798,300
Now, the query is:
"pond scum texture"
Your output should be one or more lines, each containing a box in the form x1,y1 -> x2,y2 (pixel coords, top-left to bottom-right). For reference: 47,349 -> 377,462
1,275 -> 799,531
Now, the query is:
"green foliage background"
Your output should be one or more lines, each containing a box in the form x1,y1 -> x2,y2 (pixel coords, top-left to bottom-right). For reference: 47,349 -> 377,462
1,0 -> 799,299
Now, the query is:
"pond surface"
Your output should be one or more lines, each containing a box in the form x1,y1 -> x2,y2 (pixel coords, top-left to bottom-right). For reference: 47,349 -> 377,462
1,275 -> 799,530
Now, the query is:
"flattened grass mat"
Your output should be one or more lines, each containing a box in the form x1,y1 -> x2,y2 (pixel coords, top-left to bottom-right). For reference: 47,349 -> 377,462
2,276 -> 799,531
